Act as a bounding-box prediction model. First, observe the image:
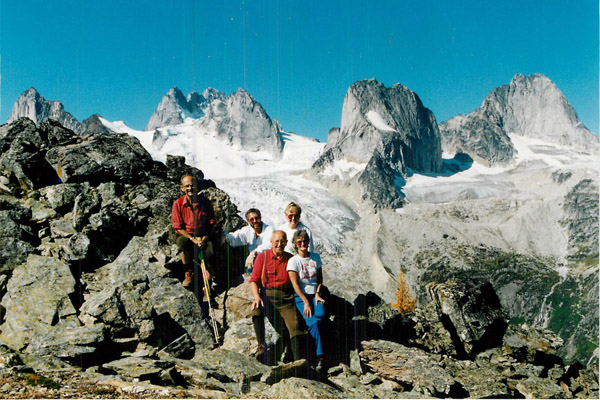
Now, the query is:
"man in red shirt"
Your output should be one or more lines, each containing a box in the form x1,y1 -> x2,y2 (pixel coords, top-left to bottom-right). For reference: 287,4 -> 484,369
250,230 -> 306,363
171,173 -> 215,293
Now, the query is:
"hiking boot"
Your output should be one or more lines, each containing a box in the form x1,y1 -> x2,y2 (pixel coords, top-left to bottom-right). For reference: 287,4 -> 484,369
254,344 -> 265,361
315,356 -> 324,374
182,269 -> 193,288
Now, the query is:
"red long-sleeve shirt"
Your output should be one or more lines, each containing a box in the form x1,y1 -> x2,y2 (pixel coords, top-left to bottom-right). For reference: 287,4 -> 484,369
250,249 -> 293,288
171,195 -> 214,236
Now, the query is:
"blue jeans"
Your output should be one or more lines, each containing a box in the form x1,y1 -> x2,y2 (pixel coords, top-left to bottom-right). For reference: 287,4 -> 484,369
294,294 -> 325,356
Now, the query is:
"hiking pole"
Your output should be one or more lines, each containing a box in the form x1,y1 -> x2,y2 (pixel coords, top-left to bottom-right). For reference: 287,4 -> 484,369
198,250 -> 220,342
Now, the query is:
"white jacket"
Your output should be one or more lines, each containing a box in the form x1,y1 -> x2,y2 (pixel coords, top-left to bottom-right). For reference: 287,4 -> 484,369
224,222 -> 273,253
277,221 -> 314,254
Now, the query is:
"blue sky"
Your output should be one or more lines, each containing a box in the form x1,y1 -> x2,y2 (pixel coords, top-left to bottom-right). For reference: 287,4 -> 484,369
1,0 -> 598,142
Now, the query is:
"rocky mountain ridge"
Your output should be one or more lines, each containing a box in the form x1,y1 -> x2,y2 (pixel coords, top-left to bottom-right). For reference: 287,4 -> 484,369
4,74 -> 599,370
0,123 -> 596,399
146,87 -> 226,131
312,78 -> 443,208
148,86 -> 283,156
439,73 -> 599,166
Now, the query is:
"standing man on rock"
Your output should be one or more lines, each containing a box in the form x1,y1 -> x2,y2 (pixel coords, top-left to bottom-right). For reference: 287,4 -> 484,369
171,173 -> 215,299
223,208 -> 273,272
249,230 -> 306,363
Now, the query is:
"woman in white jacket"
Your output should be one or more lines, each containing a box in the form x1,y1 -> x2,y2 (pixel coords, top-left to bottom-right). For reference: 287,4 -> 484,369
277,202 -> 314,255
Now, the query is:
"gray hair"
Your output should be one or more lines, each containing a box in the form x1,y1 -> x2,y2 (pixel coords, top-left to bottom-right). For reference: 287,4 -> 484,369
292,229 -> 310,250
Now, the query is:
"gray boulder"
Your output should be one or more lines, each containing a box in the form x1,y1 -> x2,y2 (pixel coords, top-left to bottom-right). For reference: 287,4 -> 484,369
426,279 -> 509,357
360,340 -> 456,396
45,132 -> 154,184
25,324 -> 108,359
0,255 -> 79,351
79,235 -> 215,350
0,118 -> 61,190
263,377 -> 344,399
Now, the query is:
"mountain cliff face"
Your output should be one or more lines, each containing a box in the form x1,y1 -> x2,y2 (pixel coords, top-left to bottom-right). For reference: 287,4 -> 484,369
440,74 -> 599,166
148,87 -> 283,156
313,79 -> 443,208
198,89 -> 283,154
146,87 -> 226,131
7,88 -> 84,134
0,119 -> 596,397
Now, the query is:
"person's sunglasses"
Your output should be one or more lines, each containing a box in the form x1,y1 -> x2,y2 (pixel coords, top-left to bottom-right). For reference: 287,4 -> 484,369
296,239 -> 309,244
287,214 -> 300,220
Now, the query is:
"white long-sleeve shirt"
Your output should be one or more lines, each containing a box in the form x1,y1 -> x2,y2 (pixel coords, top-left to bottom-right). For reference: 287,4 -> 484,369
277,221 -> 314,255
224,222 -> 273,253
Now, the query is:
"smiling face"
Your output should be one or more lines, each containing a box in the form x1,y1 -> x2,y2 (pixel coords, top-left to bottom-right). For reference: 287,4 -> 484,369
180,175 -> 196,200
247,212 -> 262,232
270,231 -> 288,257
286,209 -> 301,229
295,237 -> 309,253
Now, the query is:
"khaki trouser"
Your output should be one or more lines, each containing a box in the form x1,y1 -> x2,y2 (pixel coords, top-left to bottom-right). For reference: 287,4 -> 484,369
251,286 -> 305,339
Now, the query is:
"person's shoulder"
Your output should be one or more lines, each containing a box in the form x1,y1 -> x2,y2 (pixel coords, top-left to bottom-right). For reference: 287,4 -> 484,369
172,195 -> 186,207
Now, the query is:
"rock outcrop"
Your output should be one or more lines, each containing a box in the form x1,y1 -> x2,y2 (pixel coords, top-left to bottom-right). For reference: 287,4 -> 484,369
440,73 -> 599,166
146,87 -> 226,131
198,89 -> 283,155
0,117 -> 597,399
313,79 -> 443,208
147,87 -> 283,156
7,88 -> 84,134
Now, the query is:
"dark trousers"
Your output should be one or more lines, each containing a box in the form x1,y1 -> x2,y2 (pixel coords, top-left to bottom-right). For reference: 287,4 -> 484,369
252,286 -> 306,361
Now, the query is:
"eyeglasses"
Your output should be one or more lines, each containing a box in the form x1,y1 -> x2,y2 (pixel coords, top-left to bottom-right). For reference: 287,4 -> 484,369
296,239 -> 309,245
248,216 -> 261,222
286,214 -> 300,220
273,240 -> 288,245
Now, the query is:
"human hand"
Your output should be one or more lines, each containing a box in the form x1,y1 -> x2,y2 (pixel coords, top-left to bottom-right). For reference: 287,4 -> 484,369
251,297 -> 264,310
303,301 -> 313,318
315,293 -> 325,305
202,267 -> 210,280
245,250 -> 257,269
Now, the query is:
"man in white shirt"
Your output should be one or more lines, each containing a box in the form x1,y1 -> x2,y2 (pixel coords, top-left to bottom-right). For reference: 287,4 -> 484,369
223,208 -> 273,270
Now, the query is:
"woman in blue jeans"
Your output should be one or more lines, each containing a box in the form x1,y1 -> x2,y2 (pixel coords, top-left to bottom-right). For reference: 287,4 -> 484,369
286,230 -> 325,370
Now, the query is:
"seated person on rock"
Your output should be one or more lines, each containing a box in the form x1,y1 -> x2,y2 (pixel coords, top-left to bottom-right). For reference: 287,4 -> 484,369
171,173 -> 216,299
223,208 -> 274,272
287,229 -> 326,371
249,230 -> 307,363
277,202 -> 314,255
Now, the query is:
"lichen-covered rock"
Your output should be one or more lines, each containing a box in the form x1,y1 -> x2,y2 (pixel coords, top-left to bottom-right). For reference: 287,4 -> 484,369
508,376 -> 568,399
0,118 -> 60,190
0,255 -> 79,351
426,278 -> 509,357
45,133 -> 154,184
442,357 -> 512,398
25,324 -> 108,359
502,324 -> 564,364
360,340 -> 455,396
80,235 -> 214,349
101,356 -> 175,383
262,377 -> 344,399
